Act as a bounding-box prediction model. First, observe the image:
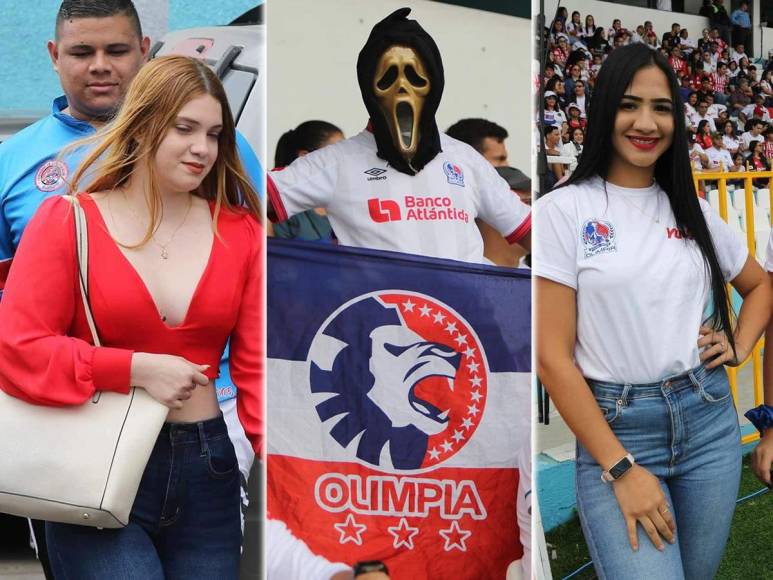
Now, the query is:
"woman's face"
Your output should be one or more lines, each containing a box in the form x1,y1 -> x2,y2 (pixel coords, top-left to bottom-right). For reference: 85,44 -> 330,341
724,121 -> 733,135
573,128 -> 584,143
610,66 -> 675,175
154,93 -> 222,194
688,93 -> 698,105
572,12 -> 580,24
546,96 -> 557,109
586,15 -> 594,27
752,141 -> 763,155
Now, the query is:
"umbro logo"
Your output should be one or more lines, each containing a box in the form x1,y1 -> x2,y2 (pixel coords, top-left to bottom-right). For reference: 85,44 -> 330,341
365,167 -> 388,181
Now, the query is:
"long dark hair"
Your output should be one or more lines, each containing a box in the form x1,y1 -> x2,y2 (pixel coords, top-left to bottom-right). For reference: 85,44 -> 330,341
562,43 -> 737,353
274,120 -> 342,167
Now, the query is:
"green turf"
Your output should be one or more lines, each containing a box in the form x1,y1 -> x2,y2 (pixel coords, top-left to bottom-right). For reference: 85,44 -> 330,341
543,454 -> 773,580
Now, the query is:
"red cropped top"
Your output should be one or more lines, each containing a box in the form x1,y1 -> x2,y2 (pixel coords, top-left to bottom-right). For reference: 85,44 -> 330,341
0,194 -> 263,454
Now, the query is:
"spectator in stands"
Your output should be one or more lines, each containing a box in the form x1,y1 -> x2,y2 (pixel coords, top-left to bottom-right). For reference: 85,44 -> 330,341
570,80 -> 589,115
705,132 -> 734,170
741,118 -> 766,151
692,102 -> 718,133
662,23 -> 681,49
668,46 -> 688,78
544,125 -> 564,189
748,139 -> 770,172
710,61 -> 730,104
607,18 -> 624,42
730,2 -> 752,57
631,24 -> 645,44
764,126 -> 773,161
582,14 -> 597,42
543,91 -> 566,127
701,49 -> 717,74
728,77 -> 753,116
728,58 -> 740,78
567,103 -> 586,131
679,29 -> 696,58
742,93 -> 772,123
697,119 -> 715,149
272,121 -> 343,242
546,76 -> 568,109
709,0 -> 733,47
685,91 -> 699,117
731,42 -> 748,64
587,28 -> 609,56
689,132 -> 710,168
759,70 -> 773,104
544,62 -> 557,85
564,63 -> 582,97
720,118 -> 741,154
550,18 -> 566,46
566,10 -> 585,47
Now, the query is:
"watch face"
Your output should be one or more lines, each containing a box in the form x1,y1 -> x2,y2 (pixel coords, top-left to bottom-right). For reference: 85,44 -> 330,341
609,457 -> 633,479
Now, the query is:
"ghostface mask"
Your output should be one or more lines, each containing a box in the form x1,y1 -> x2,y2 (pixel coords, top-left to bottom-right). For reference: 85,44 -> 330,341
357,8 -> 444,175
373,45 -> 431,163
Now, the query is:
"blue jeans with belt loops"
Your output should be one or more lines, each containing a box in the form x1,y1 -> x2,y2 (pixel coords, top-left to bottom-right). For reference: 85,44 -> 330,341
576,365 -> 741,580
46,415 -> 242,580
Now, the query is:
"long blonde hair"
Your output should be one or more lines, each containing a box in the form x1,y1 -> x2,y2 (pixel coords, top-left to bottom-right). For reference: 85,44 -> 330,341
65,55 -> 261,246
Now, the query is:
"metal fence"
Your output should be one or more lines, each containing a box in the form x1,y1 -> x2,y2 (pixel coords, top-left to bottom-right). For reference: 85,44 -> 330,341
692,170 -> 770,445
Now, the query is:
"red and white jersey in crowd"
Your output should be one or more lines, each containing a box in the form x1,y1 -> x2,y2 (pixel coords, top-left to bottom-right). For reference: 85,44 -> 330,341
710,72 -> 729,94
268,130 -> 531,264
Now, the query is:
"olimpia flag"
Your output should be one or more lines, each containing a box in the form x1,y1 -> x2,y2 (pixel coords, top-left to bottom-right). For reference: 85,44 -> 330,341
267,240 -> 530,579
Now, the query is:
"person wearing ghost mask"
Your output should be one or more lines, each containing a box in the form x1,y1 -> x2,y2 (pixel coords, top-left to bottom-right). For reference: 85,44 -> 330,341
267,8 -> 530,264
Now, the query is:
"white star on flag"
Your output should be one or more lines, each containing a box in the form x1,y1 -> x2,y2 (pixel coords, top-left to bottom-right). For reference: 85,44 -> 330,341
452,429 -> 465,443
470,376 -> 482,388
439,520 -> 472,552
453,334 -> 468,346
467,404 -> 479,417
433,311 -> 446,324
464,346 -> 476,358
429,447 -> 441,460
466,361 -> 480,373
445,321 -> 458,334
419,304 -> 432,317
403,299 -> 415,312
470,390 -> 482,402
441,440 -> 453,452
334,514 -> 367,546
461,417 -> 474,429
387,517 -> 420,550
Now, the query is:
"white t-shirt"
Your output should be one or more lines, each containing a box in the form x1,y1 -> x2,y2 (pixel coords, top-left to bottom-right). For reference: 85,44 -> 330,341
534,177 -> 747,383
269,130 -> 531,263
766,229 -> 773,272
266,519 -> 351,580
722,135 -> 740,153
741,131 -> 765,150
705,147 -> 734,171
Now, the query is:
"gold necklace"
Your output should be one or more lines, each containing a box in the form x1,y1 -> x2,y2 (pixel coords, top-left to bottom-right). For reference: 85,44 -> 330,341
114,191 -> 194,259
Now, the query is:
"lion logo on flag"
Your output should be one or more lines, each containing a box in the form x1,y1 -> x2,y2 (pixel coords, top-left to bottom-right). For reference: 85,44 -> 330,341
308,291 -> 488,471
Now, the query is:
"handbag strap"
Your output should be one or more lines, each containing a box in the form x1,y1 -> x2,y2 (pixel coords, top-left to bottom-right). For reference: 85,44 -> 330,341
63,195 -> 101,348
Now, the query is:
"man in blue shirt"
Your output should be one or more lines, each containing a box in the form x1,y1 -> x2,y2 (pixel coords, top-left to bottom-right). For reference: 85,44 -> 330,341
0,1 -> 263,574
731,1 -> 752,57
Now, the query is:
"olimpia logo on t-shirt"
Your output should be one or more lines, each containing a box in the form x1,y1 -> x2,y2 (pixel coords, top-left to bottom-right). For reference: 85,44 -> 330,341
582,219 -> 617,258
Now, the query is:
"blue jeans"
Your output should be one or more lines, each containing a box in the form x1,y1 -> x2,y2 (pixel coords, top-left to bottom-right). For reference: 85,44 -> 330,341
576,365 -> 741,580
46,415 -> 242,580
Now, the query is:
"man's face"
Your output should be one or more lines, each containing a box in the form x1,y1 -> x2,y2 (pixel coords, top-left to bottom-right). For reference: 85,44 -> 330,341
575,82 -> 585,96
48,15 -> 149,122
480,137 -> 508,167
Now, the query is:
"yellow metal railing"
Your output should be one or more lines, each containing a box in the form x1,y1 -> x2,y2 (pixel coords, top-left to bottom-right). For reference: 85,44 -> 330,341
692,170 -> 770,445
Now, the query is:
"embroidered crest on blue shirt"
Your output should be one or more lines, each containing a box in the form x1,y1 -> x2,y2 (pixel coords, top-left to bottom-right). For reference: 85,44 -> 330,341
34,160 -> 68,193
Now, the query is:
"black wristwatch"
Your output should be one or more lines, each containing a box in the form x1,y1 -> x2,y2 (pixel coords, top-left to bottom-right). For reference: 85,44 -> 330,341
353,561 -> 389,577
601,453 -> 635,483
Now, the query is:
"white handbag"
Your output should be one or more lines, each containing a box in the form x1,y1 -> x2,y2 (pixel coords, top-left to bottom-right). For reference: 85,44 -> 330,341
0,195 -> 168,528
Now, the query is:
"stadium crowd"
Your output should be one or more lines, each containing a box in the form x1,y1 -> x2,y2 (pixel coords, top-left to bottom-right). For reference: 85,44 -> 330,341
540,3 -> 773,189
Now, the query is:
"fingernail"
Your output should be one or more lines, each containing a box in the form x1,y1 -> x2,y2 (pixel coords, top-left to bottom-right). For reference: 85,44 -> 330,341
658,545 -> 664,552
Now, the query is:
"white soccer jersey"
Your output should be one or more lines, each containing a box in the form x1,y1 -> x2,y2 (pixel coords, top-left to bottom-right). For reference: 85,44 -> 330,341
268,130 -> 531,263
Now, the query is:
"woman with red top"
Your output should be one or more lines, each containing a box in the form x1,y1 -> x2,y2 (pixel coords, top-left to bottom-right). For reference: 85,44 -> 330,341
0,56 -> 262,579
696,119 -> 714,149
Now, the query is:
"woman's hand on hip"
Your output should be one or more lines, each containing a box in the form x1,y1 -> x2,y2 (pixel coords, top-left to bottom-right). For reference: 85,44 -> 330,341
611,465 -> 676,551
130,353 -> 210,409
751,430 -> 773,487
698,325 -> 750,368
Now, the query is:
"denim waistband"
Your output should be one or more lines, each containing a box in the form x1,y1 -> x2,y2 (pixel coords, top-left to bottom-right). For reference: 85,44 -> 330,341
159,413 -> 228,445
586,364 -> 712,401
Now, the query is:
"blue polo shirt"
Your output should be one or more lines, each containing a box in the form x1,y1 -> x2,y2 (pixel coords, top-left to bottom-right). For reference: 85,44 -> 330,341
0,96 -> 264,404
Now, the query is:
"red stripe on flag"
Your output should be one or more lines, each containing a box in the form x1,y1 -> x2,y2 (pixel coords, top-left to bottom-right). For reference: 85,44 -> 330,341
267,455 -> 522,579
